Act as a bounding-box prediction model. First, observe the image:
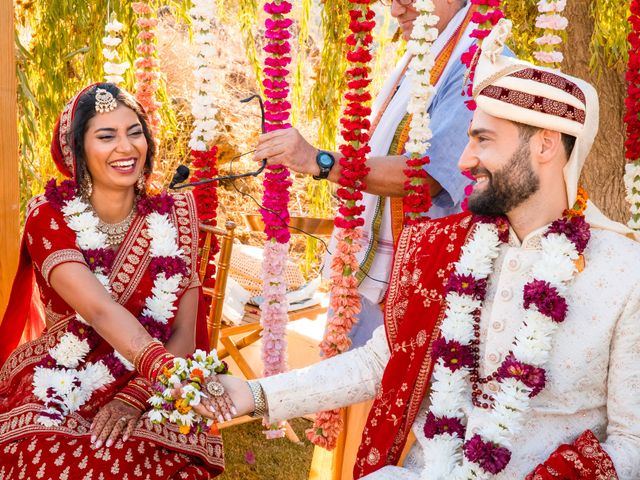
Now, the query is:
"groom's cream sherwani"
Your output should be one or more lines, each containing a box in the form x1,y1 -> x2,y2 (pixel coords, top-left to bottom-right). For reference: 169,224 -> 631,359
258,225 -> 640,479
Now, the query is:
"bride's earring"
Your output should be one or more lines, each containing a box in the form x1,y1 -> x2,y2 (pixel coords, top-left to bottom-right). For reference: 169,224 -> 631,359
136,174 -> 146,194
82,175 -> 93,198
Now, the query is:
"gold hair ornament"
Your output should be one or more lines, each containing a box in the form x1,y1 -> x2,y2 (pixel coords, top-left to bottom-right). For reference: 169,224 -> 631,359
95,88 -> 118,113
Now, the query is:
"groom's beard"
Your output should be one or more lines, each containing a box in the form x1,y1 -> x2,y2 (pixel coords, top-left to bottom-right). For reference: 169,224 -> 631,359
467,141 -> 540,216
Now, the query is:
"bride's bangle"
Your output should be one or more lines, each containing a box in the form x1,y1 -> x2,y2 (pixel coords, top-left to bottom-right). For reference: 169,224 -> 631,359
247,380 -> 267,418
133,339 -> 175,383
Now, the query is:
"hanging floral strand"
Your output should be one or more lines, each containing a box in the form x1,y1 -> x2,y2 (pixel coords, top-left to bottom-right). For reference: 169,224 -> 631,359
306,0 -> 375,450
533,0 -> 568,68
188,0 -> 221,288
461,0 -> 505,111
460,0 -> 504,211
132,2 -> 161,135
402,1 -> 440,223
624,0 -> 640,230
260,0 -> 293,400
102,14 -> 130,85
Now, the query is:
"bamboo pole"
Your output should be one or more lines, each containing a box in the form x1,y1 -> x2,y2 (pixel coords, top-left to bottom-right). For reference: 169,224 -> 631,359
0,0 -> 20,321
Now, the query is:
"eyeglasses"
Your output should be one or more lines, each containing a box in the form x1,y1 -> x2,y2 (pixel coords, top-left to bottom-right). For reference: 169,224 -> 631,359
379,0 -> 415,6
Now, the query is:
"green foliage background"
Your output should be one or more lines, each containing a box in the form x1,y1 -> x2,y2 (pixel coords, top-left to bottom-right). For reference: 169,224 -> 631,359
13,0 -> 633,223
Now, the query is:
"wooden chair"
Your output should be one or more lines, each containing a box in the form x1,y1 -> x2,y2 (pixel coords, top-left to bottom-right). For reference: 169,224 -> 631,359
198,222 -> 327,379
198,222 -> 326,440
197,221 -> 236,351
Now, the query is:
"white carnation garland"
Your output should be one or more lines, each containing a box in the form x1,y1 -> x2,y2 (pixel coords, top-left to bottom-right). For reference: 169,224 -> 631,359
102,14 -> 131,85
421,212 -> 589,478
188,0 -> 219,152
34,189 -> 186,427
405,0 -> 439,156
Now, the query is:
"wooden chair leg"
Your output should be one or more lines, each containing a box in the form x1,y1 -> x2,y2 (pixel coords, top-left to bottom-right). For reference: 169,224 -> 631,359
220,337 -> 258,379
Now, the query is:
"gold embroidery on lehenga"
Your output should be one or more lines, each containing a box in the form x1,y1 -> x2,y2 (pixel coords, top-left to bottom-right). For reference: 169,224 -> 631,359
41,249 -> 86,283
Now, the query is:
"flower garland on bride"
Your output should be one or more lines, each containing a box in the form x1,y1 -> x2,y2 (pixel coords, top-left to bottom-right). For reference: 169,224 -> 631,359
421,189 -> 590,478
33,180 -> 187,427
307,0 -> 375,450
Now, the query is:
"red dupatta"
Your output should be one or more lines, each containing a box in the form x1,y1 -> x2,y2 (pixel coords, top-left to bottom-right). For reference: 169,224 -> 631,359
354,212 -> 475,478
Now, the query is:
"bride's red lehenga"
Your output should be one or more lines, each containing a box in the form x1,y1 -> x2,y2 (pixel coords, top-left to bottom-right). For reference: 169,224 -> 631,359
0,190 -> 224,479
0,82 -> 226,478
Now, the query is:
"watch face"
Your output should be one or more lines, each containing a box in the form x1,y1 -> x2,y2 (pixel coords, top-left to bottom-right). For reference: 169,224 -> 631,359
318,152 -> 334,168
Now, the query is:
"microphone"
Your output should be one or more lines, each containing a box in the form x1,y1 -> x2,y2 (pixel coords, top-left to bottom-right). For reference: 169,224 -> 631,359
169,165 -> 190,188
169,159 -> 268,190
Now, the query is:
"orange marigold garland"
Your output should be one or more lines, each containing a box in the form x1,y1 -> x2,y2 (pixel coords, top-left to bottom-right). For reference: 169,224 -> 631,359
132,2 -> 161,135
306,0 -> 374,450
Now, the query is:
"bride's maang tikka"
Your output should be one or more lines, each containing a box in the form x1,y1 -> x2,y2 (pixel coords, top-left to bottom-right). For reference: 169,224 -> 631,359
95,88 -> 118,113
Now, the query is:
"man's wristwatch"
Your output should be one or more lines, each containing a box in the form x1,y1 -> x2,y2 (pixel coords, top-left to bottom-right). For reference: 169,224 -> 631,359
247,380 -> 267,418
313,150 -> 335,180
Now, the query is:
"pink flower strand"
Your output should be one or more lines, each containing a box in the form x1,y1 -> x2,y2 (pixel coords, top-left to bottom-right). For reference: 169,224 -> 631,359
133,1 -> 161,134
459,0 -> 504,209
259,0 -> 293,411
533,0 -> 568,68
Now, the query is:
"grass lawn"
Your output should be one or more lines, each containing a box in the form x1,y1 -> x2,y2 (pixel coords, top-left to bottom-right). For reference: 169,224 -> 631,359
218,418 -> 315,479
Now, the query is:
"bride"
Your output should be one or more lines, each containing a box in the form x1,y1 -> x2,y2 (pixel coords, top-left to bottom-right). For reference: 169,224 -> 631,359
0,83 -> 229,479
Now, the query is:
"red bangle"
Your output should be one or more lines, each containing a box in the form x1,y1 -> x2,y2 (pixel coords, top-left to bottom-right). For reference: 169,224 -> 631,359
114,376 -> 154,411
134,340 -> 175,383
114,391 -> 147,411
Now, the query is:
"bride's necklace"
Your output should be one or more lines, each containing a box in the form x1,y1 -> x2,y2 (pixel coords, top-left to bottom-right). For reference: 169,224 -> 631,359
91,199 -> 137,247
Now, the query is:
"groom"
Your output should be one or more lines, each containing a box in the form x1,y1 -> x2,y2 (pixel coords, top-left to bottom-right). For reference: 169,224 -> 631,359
205,20 -> 640,479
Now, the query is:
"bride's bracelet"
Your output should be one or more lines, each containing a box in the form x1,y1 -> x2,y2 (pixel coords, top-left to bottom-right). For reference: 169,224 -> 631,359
134,339 -> 175,383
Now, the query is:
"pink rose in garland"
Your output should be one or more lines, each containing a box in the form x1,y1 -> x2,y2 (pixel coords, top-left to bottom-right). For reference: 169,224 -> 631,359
132,1 -> 161,135
461,0 -> 504,111
260,0 -> 293,387
306,0 -> 374,451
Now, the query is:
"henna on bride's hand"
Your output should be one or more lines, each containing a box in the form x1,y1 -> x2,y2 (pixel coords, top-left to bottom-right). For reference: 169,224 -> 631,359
90,399 -> 141,448
202,376 -> 236,422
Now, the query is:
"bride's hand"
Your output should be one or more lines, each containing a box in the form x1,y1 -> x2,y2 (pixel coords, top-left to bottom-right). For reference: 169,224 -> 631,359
199,375 -> 237,423
90,398 -> 142,449
172,375 -> 255,422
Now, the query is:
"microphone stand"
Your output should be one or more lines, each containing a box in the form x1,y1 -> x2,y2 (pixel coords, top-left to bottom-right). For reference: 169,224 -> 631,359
171,93 -> 269,190
170,159 -> 267,190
